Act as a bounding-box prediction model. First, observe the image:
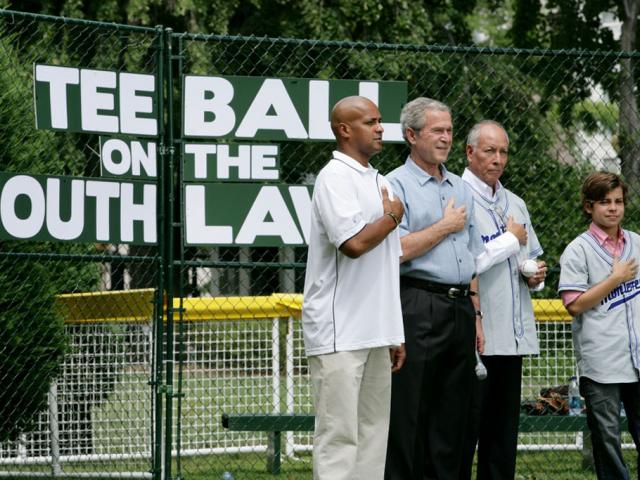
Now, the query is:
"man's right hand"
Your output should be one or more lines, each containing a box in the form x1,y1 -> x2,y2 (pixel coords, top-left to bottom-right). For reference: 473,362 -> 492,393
382,187 -> 404,222
441,198 -> 466,233
506,216 -> 528,245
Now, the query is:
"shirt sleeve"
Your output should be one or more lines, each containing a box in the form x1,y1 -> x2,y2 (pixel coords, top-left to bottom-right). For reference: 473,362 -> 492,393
475,231 -> 520,275
314,169 -> 367,248
561,290 -> 583,306
558,241 -> 589,293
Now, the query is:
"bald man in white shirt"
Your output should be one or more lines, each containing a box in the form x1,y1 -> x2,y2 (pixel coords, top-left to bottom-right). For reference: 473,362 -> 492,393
302,96 -> 406,480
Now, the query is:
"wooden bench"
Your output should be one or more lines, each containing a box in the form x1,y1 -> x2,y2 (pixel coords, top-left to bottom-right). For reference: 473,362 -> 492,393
222,412 -> 628,474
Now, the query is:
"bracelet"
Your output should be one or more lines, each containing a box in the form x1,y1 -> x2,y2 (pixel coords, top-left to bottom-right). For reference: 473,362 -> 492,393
475,310 -> 483,319
386,211 -> 400,228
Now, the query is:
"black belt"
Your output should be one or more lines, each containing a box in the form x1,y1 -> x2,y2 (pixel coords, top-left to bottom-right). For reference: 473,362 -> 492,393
401,276 -> 476,299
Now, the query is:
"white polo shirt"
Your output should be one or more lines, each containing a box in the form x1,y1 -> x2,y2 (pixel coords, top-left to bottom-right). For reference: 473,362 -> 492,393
302,151 -> 404,356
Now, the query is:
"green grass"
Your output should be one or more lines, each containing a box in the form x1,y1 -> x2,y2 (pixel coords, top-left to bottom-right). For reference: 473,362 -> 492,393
11,367 -> 634,480
170,449 -> 639,479
91,370 -> 640,479
22,448 -> 633,480
59,368 -> 640,479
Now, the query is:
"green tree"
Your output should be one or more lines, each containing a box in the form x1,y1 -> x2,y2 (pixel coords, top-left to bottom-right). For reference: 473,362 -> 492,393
0,25 -> 99,441
511,0 -> 640,189
5,0 -> 478,43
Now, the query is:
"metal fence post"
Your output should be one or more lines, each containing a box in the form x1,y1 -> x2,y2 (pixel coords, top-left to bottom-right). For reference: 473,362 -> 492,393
48,381 -> 61,477
163,26 -> 177,480
153,24 -> 167,480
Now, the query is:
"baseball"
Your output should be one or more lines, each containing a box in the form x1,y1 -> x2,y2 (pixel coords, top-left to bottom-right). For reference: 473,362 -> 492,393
520,259 -> 539,278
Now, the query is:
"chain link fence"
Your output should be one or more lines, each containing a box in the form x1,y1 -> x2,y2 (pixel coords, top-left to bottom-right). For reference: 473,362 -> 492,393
2,8 -> 640,479
0,10 -> 163,479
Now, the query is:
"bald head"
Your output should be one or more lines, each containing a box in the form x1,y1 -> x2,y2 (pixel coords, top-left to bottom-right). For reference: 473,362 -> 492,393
330,96 -> 384,166
331,96 -> 379,137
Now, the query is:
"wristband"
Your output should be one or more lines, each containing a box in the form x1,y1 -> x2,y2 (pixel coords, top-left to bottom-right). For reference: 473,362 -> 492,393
386,211 -> 400,228
475,310 -> 483,319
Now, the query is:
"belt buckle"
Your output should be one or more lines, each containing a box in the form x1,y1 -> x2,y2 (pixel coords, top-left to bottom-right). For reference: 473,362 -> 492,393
447,287 -> 461,299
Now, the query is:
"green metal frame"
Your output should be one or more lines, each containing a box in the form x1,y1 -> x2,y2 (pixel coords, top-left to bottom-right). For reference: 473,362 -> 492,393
153,25 -> 167,480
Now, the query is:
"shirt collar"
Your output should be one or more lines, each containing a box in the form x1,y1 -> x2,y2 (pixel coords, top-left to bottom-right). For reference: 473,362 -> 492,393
405,156 -> 452,186
462,167 -> 502,201
588,222 -> 625,248
332,150 -> 374,173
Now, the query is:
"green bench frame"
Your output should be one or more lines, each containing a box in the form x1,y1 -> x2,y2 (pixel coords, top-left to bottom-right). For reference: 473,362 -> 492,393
222,413 -> 628,475
222,413 -> 315,474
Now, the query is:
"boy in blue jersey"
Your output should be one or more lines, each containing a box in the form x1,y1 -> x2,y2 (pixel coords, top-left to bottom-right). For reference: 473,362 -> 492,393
559,172 -> 640,479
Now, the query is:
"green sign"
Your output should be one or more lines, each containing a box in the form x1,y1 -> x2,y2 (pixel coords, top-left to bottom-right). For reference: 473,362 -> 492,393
34,64 -> 158,137
182,75 -> 407,142
25,64 -> 408,246
0,172 -> 156,244
100,137 -> 157,179
183,143 -> 279,182
184,183 -> 312,246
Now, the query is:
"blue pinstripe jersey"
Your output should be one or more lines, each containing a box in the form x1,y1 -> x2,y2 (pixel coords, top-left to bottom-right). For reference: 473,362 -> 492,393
559,229 -> 640,383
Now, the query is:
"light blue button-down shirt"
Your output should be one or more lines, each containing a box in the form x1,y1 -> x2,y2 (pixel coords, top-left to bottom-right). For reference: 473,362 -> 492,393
387,157 -> 484,284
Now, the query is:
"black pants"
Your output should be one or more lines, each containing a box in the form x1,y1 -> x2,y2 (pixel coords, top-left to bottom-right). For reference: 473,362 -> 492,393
461,355 -> 523,480
385,282 -> 476,480
580,377 -> 640,480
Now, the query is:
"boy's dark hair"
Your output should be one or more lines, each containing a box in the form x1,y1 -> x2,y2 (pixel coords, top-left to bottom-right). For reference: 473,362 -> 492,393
581,172 -> 628,219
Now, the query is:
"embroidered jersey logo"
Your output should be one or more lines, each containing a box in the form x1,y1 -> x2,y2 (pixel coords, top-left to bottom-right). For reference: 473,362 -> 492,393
481,225 -> 506,244
602,278 -> 640,311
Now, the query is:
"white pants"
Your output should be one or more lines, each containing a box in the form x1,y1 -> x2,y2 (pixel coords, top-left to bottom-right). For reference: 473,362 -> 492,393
309,347 -> 392,480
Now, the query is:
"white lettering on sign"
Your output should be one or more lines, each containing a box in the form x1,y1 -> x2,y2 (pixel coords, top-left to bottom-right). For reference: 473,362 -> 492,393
46,178 -> 85,240
183,184 -> 312,245
34,65 -> 79,130
35,65 -> 157,135
288,185 -> 312,243
184,185 -> 233,244
183,76 -> 236,137
85,181 -> 119,241
120,73 -> 157,135
182,76 -> 403,141
307,80 -> 332,140
184,143 -> 279,181
0,175 -> 156,243
1,175 -> 46,239
120,183 -> 156,243
235,79 -> 307,139
235,186 -> 303,244
28,67 -> 408,246
81,69 -> 118,133
184,144 -> 216,179
101,139 -> 157,177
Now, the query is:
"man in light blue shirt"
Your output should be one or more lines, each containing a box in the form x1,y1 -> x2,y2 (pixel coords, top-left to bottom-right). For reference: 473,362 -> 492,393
384,97 -> 484,480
